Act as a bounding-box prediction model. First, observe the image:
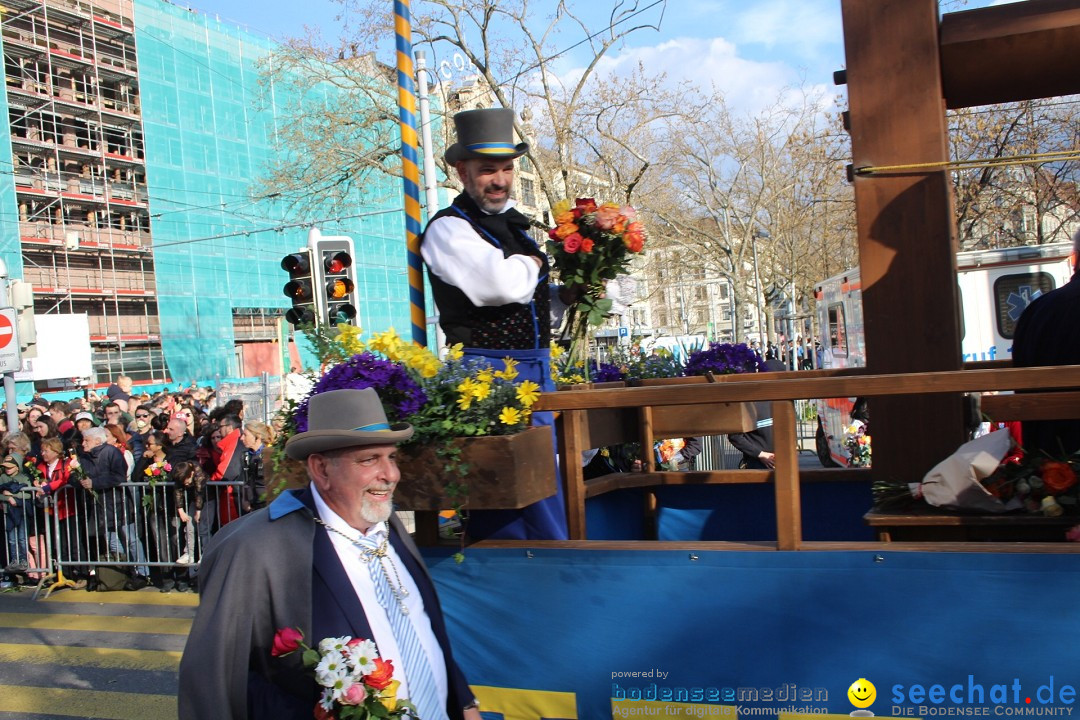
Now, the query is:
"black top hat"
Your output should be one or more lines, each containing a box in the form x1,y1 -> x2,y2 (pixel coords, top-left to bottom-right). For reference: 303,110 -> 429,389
284,388 -> 413,460
444,108 -> 529,165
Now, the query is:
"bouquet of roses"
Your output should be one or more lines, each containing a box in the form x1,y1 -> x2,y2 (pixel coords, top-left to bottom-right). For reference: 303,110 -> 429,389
844,421 -> 871,468
271,627 -> 416,720
547,197 -> 646,379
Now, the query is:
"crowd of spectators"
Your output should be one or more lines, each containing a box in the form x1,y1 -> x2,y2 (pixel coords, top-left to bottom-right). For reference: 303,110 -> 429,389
0,376 -> 275,591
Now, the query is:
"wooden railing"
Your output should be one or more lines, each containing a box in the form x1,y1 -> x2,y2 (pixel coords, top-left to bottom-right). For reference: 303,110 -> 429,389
532,364 -> 1080,550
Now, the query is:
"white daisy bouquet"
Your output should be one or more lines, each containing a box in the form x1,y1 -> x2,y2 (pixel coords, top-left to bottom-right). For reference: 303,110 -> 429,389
270,627 -> 417,719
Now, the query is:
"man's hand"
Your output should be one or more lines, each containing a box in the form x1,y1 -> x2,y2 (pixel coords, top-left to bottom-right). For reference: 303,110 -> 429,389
464,707 -> 483,720
759,451 -> 776,469
79,476 -> 93,490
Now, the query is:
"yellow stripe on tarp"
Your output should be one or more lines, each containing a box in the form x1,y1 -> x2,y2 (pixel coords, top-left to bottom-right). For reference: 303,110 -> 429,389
472,685 -> 578,720
0,643 -> 181,671
0,612 -> 191,635
0,684 -> 176,720
43,589 -> 199,607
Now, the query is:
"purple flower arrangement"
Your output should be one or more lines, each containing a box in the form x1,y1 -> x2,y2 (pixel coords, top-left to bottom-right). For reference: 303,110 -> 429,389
683,342 -> 766,377
292,352 -> 427,433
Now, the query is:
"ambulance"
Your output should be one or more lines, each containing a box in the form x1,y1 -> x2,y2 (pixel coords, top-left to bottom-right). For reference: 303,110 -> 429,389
812,241 -> 1076,466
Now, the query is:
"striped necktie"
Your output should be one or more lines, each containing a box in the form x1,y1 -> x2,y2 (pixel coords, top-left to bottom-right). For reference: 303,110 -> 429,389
357,530 -> 447,720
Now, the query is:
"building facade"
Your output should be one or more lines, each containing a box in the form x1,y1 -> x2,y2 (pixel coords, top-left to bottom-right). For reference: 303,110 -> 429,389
0,0 -> 419,390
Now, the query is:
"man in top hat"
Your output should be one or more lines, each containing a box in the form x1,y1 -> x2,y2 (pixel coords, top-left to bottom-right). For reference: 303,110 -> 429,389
420,107 -> 567,541
178,388 -> 480,720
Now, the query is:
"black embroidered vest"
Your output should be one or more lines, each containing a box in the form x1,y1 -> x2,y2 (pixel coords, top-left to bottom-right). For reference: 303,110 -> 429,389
420,193 -> 551,349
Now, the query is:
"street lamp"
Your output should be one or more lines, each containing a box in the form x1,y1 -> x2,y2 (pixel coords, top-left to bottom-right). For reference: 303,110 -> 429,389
751,229 -> 769,345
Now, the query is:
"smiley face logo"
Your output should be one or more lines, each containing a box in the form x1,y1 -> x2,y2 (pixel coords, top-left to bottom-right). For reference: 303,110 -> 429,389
848,678 -> 876,709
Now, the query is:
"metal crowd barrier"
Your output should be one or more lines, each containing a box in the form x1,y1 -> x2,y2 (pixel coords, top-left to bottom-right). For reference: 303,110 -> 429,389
1,480 -> 248,596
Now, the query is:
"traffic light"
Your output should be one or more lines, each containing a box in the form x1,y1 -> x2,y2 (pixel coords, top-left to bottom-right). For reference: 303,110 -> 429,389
8,279 -> 36,358
281,250 -> 316,327
314,236 -> 358,327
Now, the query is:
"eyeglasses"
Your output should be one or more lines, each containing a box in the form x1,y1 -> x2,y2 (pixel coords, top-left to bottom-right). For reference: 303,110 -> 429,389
136,413 -> 151,418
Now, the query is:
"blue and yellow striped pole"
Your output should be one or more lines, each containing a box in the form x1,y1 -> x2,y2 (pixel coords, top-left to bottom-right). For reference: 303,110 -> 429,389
395,0 -> 427,347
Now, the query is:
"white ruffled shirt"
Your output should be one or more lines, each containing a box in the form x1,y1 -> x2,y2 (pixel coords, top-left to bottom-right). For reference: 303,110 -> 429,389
421,198 -> 540,307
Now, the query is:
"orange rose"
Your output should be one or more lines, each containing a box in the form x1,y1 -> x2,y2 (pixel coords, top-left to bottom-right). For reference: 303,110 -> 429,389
555,223 -> 579,240
623,222 -> 645,252
1042,461 -> 1077,494
581,237 -> 594,252
363,657 -> 395,690
554,210 -> 575,225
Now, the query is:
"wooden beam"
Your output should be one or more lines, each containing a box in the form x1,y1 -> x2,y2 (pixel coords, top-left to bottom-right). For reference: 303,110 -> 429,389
841,0 -> 966,488
559,409 -> 588,540
979,391 -> 1080,422
772,400 -> 802,551
534,365 -> 1080,411
941,0 -> 1080,108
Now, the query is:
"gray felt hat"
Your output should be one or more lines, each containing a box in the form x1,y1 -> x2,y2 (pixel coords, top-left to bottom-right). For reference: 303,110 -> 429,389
444,108 -> 529,165
284,388 -> 413,460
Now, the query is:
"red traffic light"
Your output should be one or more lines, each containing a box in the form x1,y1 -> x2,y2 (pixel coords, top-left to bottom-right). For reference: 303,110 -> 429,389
323,251 -> 352,274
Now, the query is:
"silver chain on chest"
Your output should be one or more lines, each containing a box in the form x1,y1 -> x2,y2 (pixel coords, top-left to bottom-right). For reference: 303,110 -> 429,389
313,517 -> 411,615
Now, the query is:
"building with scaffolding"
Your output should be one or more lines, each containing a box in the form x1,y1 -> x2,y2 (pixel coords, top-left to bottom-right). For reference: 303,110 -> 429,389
0,0 -> 421,392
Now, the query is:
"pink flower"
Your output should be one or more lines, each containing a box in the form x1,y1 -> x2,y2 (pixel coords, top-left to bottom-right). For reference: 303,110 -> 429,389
594,204 -> 622,230
340,682 -> 367,706
1067,525 -> 1080,542
271,627 -> 303,656
562,233 -> 582,253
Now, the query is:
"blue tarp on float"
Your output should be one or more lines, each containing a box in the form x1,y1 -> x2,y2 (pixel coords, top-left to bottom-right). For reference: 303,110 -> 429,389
424,547 -> 1080,719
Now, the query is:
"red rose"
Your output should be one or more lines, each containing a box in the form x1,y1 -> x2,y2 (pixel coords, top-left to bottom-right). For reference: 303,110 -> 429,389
547,227 -> 559,240
580,237 -> 594,253
313,701 -> 336,720
363,657 -> 395,690
562,233 -> 582,254
575,197 -> 597,213
1042,461 -> 1077,494
271,627 -> 303,656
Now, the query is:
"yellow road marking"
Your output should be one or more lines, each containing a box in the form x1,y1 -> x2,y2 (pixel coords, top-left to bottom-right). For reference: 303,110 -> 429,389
0,684 -> 176,719
42,589 -> 200,607
0,612 -> 191,635
0,642 -> 181,671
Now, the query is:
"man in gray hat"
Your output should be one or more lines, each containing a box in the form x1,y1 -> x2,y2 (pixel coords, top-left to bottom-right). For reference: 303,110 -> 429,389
179,388 -> 480,720
420,107 -> 567,541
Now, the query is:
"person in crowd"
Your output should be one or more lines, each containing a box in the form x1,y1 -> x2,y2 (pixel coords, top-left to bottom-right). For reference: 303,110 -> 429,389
103,402 -> 127,431
419,107 -> 566,540
1,453 -> 35,582
165,416 -> 198,466
727,359 -> 787,469
171,461 -> 205,575
35,437 -> 87,588
104,424 -> 134,480
1012,228 -> 1080,458
133,431 -> 178,591
127,405 -> 155,464
31,416 -> 60,461
76,426 -> 149,588
210,414 -> 245,523
240,421 -> 271,513
178,388 -> 480,720
4,431 -> 32,463
47,401 -> 75,447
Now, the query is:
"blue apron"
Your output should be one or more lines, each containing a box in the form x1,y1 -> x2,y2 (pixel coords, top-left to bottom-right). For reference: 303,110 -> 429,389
460,346 -> 568,541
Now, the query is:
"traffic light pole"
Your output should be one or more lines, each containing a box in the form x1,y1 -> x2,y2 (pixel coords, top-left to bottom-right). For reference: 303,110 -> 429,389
0,260 -> 18,432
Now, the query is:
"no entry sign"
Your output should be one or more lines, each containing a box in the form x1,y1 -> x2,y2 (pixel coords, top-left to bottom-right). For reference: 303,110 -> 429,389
0,308 -> 20,373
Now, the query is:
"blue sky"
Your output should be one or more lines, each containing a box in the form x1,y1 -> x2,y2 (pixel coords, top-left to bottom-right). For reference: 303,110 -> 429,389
186,0 -> 1016,112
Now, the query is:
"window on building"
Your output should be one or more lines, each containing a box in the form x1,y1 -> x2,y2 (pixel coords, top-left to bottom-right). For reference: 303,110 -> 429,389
520,178 -> 536,207
694,286 -> 707,301
828,302 -> 847,355
718,284 -> 730,300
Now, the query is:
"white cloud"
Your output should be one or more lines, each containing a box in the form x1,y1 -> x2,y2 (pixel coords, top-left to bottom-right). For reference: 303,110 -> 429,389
570,35 -> 827,116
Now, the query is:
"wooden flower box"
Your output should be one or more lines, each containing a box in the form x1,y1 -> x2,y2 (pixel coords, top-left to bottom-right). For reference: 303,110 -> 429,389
393,426 -> 557,511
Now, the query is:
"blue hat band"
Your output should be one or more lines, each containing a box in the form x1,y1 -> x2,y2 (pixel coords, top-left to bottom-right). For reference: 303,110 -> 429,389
352,422 -> 392,432
465,141 -> 518,155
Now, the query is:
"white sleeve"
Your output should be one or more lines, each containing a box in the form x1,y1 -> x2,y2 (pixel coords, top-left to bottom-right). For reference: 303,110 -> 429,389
421,215 -> 540,306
